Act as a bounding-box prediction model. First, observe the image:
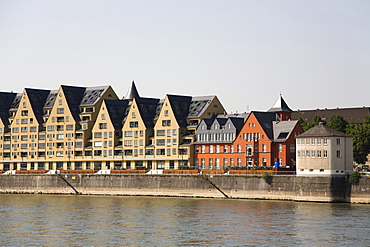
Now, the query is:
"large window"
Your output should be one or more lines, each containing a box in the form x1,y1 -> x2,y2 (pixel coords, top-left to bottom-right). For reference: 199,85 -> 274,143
162,120 -> 171,126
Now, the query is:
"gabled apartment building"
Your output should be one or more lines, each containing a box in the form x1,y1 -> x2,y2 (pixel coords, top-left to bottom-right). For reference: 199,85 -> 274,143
0,82 -> 226,171
194,96 -> 303,168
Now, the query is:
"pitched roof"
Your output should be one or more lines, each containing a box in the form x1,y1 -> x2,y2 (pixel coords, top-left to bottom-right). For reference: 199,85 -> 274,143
272,120 -> 299,142
297,122 -> 351,138
252,111 -> 278,140
167,95 -> 192,128
0,92 -> 17,127
125,81 -> 140,100
43,90 -> 58,109
228,117 -> 245,132
80,85 -> 111,106
292,107 -> 370,124
135,97 -> 160,128
104,99 -> 130,130
61,85 -> 86,122
268,95 -> 293,113
25,88 -> 50,124
188,95 -> 221,118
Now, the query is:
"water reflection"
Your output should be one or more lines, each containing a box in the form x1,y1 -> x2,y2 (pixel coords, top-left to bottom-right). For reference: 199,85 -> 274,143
0,195 -> 369,246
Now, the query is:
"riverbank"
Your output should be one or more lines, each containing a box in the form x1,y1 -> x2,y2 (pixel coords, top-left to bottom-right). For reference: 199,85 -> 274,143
0,174 -> 369,203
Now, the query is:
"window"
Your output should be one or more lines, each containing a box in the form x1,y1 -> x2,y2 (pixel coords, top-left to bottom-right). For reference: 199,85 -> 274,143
262,144 -> 267,152
317,150 -> 322,158
164,110 -> 169,116
157,139 -> 165,146
57,125 -> 64,131
21,135 -> 28,141
297,139 -> 300,145
162,120 -> 171,126
124,131 -> 133,137
101,114 -> 105,120
311,138 -> 316,145
216,145 -> 220,153
57,108 -> 64,114
224,145 -> 228,153
100,123 -> 107,129
317,139 -> 321,145
336,150 -> 341,158
157,130 -> 165,136
278,144 -> 282,152
290,144 -> 295,153
30,127 -> 37,132
297,151 -> 300,158
94,132 -> 102,138
57,134 -> 64,140
306,150 -> 310,158
167,129 -> 171,137
336,138 -> 341,145
140,130 -> 143,137
65,116 -> 69,122
132,112 -> 136,118
66,125 -> 73,130
129,121 -> 138,128
23,102 -> 27,108
323,139 -> 328,145
323,150 -> 328,158
201,145 -> 205,153
124,140 -> 133,146
237,158 -> 242,167
94,141 -> 102,147
21,110 -> 28,116
311,150 -> 315,158
246,144 -> 252,156
173,129 -> 177,136
13,127 -> 19,133
172,138 -> 177,145
238,145 -> 242,153
210,145 -> 214,153
224,158 -> 228,167
39,135 -> 46,140
263,158 -> 267,166
21,127 -> 28,132
306,138 -> 310,145
21,119 -> 28,124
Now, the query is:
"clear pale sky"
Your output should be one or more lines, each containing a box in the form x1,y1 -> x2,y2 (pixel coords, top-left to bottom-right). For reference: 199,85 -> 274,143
1,0 -> 369,113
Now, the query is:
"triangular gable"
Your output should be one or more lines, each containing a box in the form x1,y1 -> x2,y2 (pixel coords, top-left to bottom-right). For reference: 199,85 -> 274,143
272,120 -> 299,142
167,95 -> 192,128
60,85 -> 86,122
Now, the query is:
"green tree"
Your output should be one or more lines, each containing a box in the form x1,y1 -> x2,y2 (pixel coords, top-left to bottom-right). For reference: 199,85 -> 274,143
346,122 -> 370,164
327,114 -> 348,133
298,117 -> 308,131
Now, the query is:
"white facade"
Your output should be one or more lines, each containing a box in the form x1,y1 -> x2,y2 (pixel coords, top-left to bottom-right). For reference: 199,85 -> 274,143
296,123 -> 353,176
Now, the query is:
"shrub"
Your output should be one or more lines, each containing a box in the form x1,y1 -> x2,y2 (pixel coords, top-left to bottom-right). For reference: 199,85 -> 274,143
348,171 -> 360,185
262,172 -> 273,184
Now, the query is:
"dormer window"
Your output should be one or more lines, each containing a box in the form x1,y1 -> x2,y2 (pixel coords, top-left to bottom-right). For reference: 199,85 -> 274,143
215,124 -> 218,129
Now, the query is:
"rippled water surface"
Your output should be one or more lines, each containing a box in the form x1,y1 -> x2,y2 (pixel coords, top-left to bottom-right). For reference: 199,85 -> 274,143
0,194 -> 369,246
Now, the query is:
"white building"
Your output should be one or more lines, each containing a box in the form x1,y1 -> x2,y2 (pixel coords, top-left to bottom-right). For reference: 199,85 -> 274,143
296,122 -> 353,176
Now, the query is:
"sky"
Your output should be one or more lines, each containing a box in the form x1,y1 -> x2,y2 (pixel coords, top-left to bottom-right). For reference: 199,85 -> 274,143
0,0 -> 369,113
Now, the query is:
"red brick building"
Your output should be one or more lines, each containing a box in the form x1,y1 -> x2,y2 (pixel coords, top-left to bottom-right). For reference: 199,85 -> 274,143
194,96 -> 303,168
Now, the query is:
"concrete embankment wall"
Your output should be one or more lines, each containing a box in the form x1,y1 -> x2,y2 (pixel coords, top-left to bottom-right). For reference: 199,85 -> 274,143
0,174 -> 369,203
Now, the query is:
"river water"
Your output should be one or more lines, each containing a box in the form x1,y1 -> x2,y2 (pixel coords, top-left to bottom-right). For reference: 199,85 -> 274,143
0,194 -> 369,246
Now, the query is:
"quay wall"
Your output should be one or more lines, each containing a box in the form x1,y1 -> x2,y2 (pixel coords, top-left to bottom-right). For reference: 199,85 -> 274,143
0,174 -> 368,203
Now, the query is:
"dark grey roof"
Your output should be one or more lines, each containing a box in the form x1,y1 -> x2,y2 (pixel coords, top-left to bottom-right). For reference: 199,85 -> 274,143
228,117 -> 245,133
252,111 -> 278,140
188,96 -> 217,118
25,88 -> 51,124
104,99 -> 130,130
292,107 -> 370,124
125,81 -> 140,100
135,97 -> 160,128
61,85 -> 86,122
297,122 -> 351,138
80,86 -> 111,106
167,95 -> 192,128
268,95 -> 293,113
272,120 -> 299,142
10,93 -> 21,111
0,92 -> 17,127
43,90 -> 58,109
